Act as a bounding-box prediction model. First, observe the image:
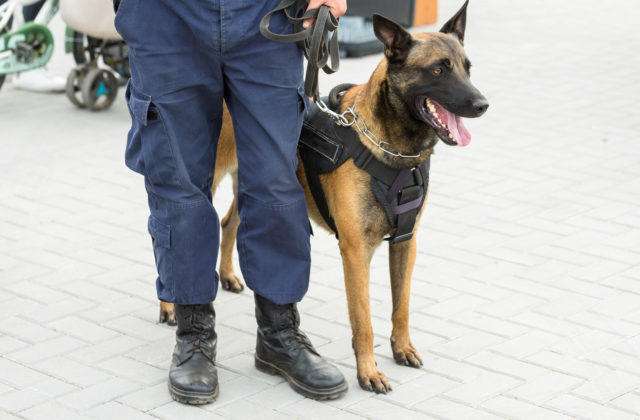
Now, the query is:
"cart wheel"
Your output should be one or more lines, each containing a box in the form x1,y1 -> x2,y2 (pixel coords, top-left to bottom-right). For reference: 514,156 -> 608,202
65,67 -> 86,108
81,68 -> 118,111
0,75 -> 5,92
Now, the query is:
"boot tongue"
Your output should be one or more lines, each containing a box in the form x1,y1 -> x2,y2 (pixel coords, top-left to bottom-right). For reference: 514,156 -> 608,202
434,101 -> 472,147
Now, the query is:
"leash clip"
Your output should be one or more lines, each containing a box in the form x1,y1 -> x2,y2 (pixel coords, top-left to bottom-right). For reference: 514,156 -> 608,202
316,97 -> 353,126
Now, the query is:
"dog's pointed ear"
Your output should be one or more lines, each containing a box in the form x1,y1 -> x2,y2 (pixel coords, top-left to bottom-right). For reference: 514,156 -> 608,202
373,14 -> 413,64
440,0 -> 469,44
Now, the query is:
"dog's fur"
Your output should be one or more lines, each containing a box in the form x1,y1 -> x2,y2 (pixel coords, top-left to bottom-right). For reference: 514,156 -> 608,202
159,1 -> 487,393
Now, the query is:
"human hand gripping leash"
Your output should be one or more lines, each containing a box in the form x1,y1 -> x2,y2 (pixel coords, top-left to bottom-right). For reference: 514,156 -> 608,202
259,0 -> 339,100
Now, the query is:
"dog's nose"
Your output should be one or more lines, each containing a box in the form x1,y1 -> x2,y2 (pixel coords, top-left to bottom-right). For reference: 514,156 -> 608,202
472,98 -> 489,116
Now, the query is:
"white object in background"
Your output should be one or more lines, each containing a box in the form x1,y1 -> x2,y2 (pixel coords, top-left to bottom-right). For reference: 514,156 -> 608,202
59,0 -> 121,40
12,67 -> 66,92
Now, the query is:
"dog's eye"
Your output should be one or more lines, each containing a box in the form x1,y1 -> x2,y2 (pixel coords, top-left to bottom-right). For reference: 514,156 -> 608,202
433,67 -> 443,75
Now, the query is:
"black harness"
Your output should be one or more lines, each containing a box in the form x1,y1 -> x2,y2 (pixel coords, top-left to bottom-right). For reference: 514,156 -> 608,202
299,85 -> 430,244
260,3 -> 429,243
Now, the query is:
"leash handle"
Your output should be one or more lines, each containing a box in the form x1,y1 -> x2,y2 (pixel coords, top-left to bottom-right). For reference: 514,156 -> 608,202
260,0 -> 340,98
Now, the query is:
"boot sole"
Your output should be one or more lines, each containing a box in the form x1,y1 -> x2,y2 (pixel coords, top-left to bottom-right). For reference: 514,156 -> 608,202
168,382 -> 219,405
255,354 -> 348,400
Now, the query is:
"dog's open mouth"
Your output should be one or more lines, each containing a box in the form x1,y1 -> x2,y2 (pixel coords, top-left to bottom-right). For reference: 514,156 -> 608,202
418,97 -> 471,147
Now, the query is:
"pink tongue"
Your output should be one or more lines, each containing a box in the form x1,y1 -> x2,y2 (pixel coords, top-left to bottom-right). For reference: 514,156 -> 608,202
435,102 -> 472,146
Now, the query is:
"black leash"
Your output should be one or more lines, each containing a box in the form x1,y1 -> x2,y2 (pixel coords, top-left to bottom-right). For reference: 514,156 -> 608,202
260,0 -> 340,99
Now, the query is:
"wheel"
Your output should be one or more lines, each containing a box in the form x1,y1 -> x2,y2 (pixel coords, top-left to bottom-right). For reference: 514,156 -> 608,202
0,75 -> 5,91
65,67 -> 87,108
81,68 -> 118,111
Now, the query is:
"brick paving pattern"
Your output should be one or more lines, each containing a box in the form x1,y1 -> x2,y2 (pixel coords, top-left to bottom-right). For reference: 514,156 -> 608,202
1,0 -> 639,418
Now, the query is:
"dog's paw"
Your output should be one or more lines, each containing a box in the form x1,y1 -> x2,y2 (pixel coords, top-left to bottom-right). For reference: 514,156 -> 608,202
391,340 -> 423,368
357,367 -> 392,394
221,273 -> 245,293
159,301 -> 176,326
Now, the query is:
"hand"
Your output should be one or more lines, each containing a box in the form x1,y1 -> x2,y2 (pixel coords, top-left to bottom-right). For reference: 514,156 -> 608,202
303,0 -> 347,28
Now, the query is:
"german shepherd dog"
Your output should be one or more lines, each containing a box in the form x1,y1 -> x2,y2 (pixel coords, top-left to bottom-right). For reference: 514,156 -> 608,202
160,0 -> 488,394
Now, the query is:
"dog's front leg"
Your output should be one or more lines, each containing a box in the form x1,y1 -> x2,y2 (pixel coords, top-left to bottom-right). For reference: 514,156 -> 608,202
389,237 -> 423,367
339,238 -> 391,394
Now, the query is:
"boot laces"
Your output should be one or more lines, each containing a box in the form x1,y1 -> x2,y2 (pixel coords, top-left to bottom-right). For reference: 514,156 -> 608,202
186,306 -> 210,353
281,307 -> 315,352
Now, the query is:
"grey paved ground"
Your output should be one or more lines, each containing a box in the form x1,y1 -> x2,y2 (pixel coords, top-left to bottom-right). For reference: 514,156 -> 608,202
1,0 -> 640,418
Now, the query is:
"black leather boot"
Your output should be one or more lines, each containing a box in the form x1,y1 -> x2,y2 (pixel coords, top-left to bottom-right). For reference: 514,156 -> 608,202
254,293 -> 348,400
169,303 -> 219,404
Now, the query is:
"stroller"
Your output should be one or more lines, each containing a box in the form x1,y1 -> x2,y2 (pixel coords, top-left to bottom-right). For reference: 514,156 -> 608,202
61,0 -> 128,110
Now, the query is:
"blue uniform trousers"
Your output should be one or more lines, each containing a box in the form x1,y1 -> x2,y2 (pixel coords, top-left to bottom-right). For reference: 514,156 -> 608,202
115,0 -> 311,305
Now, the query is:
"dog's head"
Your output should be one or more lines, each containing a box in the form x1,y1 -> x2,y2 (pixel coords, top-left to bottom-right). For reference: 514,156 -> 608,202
372,0 -> 488,148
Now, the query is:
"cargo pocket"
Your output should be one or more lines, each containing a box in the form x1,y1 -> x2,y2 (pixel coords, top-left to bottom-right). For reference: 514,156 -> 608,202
125,82 -> 182,188
148,215 -> 173,295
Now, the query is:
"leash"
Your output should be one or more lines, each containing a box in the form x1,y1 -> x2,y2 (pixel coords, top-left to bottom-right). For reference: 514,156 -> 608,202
260,0 -> 340,100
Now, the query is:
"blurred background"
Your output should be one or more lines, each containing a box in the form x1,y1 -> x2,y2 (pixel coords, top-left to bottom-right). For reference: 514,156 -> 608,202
1,0 -> 640,419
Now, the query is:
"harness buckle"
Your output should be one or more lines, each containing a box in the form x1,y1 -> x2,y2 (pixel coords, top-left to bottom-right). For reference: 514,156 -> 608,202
388,232 -> 414,244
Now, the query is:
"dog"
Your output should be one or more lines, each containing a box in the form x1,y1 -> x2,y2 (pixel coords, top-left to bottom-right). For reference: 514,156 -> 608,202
159,0 -> 488,394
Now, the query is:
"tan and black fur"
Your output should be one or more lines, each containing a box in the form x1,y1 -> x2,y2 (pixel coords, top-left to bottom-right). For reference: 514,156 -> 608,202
159,0 -> 488,393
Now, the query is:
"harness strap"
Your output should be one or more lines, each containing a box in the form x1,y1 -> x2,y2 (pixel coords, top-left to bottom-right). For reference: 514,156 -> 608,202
260,0 -> 339,98
299,85 -> 431,244
299,145 -> 339,235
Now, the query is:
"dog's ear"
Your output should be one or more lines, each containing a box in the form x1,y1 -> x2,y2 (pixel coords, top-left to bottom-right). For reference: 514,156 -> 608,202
373,14 -> 413,64
440,0 -> 468,44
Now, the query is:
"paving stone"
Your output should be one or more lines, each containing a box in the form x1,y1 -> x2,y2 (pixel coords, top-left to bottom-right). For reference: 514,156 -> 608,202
57,377 -> 140,411
378,373 -> 458,407
510,311 -> 588,337
506,372 -> 583,404
116,382 -> 173,412
20,401 -> 92,420
443,372 -> 521,406
571,370 -> 640,404
214,399 -> 298,420
46,316 -> 118,343
526,350 -> 609,381
482,396 -> 573,420
413,396 -> 505,420
545,394 -> 636,420
34,357 -> 112,388
466,351 -> 548,380
7,336 -> 86,364
431,331 -> 504,360
0,337 -> 28,356
608,392 -> 640,415
0,359 -> 53,389
101,315 -> 172,342
246,382 -> 306,410
96,356 -> 165,386
150,401 -> 227,420
450,311 -> 529,338
491,330 -> 562,359
347,397 -> 436,420
84,401 -> 158,420
0,389 -> 51,412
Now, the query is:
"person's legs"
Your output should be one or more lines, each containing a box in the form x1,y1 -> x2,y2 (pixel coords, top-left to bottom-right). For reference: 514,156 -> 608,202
221,0 -> 347,399
115,0 -> 224,404
223,0 -> 311,306
22,0 -> 44,22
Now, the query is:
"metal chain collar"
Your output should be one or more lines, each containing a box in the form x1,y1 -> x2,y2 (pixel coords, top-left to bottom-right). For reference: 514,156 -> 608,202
315,98 -> 421,159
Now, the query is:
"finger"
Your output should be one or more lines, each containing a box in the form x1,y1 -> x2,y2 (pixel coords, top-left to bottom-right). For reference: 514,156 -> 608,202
303,18 -> 314,29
